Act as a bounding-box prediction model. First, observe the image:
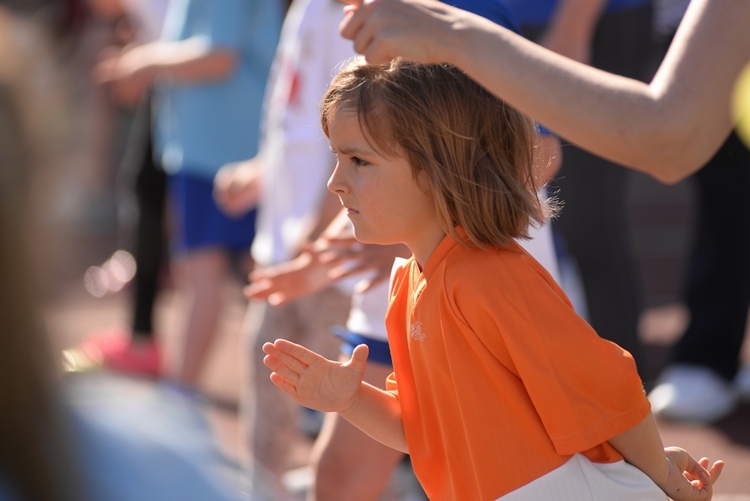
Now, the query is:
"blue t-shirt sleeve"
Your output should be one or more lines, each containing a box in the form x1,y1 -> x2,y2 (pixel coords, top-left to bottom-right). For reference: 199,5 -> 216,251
204,0 -> 244,48
444,0 -> 522,34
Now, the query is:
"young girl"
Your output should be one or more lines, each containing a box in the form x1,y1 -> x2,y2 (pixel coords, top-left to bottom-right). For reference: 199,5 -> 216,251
261,57 -> 724,500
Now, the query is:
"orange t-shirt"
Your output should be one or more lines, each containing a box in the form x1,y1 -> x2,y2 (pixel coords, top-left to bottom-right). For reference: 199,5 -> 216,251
385,231 -> 650,500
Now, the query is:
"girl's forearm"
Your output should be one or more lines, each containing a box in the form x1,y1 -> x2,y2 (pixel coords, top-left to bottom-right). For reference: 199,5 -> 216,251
608,412 -> 670,488
339,382 -> 409,453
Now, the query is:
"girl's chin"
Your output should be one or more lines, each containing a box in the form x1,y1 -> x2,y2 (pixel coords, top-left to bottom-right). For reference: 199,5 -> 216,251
352,230 -> 399,247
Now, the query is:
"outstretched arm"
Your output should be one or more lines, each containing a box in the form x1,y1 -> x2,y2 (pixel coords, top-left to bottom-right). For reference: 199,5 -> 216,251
245,209 -> 410,304
94,37 -> 237,106
608,412 -> 724,501
262,339 -> 408,452
340,0 -> 750,182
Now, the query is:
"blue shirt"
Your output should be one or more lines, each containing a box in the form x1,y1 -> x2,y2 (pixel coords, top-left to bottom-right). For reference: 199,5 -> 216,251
447,0 -> 522,34
505,0 -> 651,27
154,0 -> 282,180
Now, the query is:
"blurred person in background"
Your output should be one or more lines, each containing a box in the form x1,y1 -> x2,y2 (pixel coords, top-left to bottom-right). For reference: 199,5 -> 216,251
94,0 -> 283,387
645,0 -> 750,424
83,0 -> 170,378
213,0 -> 358,497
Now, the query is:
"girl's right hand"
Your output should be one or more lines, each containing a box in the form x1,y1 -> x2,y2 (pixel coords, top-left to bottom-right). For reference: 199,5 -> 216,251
660,447 -> 724,501
262,339 -> 369,413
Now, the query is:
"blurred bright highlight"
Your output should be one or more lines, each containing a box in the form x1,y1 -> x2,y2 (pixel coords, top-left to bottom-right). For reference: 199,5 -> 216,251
732,62 -> 750,148
83,250 -> 137,297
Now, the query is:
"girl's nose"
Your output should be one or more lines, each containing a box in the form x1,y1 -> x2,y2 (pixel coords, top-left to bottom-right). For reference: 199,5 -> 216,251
327,161 -> 348,194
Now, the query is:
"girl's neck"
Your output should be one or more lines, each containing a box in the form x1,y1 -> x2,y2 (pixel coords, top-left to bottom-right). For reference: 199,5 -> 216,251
407,225 -> 447,271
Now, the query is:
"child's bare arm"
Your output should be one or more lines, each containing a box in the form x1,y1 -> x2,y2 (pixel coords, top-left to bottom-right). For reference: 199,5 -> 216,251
262,339 -> 408,453
608,412 -> 724,501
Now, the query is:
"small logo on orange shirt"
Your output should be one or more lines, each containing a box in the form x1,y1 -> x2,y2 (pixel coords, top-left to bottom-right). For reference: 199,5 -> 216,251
410,322 -> 426,342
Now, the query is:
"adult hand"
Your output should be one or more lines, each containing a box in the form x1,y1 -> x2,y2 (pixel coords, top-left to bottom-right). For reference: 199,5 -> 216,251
339,0 -> 463,65
657,447 -> 724,501
213,158 -> 263,217
263,339 -> 369,413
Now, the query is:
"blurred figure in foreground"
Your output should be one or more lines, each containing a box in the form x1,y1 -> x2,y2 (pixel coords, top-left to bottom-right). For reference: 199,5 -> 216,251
0,7 -> 250,500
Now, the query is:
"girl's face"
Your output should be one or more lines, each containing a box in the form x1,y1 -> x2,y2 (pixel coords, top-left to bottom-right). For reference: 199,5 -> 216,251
327,109 -> 445,266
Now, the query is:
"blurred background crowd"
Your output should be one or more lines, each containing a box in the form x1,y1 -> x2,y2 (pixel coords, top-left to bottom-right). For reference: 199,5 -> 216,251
0,0 -> 748,500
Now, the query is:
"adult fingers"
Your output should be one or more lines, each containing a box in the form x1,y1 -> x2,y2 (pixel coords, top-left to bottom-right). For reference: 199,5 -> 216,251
339,1 -> 366,41
340,0 -> 392,64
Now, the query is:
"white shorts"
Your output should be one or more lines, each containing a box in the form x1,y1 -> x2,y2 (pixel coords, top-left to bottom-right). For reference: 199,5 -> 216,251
499,454 -> 668,501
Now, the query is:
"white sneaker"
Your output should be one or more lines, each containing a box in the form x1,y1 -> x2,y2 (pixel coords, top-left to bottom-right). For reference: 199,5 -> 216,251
648,365 -> 738,424
735,363 -> 750,402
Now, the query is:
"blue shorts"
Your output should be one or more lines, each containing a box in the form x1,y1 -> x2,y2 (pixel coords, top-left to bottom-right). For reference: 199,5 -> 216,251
168,171 -> 257,253
332,326 -> 392,366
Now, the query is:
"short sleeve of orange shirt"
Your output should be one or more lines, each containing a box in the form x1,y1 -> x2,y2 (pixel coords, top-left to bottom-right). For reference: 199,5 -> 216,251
384,233 -> 650,499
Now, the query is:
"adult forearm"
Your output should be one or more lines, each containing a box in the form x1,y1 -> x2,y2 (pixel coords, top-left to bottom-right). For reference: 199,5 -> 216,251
440,12 -> 724,182
340,382 -> 409,453
351,0 -> 748,183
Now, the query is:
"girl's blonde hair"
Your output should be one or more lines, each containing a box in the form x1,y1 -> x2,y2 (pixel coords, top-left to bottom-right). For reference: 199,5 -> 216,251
321,57 -> 553,248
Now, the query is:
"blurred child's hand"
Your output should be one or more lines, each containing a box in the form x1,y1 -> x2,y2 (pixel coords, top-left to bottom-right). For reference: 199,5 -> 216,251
92,44 -> 157,107
319,237 -> 408,293
659,447 -> 724,501
245,248 -> 338,305
262,339 -> 369,413
213,158 -> 263,216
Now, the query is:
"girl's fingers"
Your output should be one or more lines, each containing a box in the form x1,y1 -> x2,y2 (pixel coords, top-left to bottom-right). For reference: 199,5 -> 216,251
274,338 -> 325,366
266,345 -> 309,375
263,354 -> 301,385
269,372 -> 300,399
709,460 -> 725,483
342,344 -> 369,373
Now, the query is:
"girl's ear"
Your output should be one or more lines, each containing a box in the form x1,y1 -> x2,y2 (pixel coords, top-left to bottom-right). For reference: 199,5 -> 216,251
416,168 -> 434,195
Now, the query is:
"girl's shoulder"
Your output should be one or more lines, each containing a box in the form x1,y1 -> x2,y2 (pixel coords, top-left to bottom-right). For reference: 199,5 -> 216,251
444,240 -> 533,278
443,240 -> 565,303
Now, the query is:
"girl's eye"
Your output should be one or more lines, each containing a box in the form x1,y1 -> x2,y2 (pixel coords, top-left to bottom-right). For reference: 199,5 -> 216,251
351,156 -> 369,167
